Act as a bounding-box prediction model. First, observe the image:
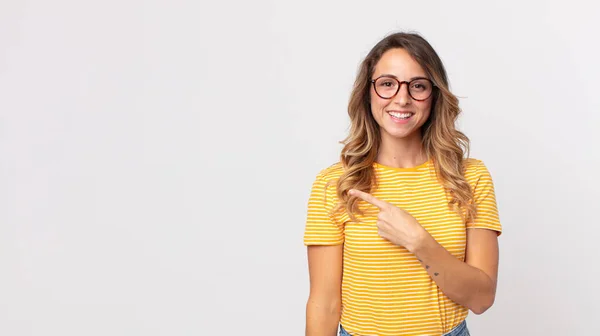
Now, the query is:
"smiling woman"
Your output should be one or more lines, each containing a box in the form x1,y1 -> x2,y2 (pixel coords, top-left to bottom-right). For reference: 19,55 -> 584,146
368,48 -> 434,142
303,32 -> 502,336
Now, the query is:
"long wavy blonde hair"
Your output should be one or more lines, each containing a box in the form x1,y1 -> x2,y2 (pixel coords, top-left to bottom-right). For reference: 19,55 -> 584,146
335,32 -> 476,224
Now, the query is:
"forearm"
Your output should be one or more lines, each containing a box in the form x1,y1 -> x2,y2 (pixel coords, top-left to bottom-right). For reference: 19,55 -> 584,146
410,232 -> 496,314
305,298 -> 340,336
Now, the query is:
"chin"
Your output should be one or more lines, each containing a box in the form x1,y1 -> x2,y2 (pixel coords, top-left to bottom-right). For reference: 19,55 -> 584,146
383,128 -> 417,140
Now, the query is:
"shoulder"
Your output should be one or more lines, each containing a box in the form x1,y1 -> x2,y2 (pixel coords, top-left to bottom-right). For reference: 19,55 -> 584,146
314,162 -> 345,183
307,162 -> 344,207
309,162 -> 344,199
463,157 -> 495,187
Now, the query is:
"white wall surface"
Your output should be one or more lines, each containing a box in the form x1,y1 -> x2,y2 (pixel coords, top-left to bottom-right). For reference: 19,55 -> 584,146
1,1 -> 599,335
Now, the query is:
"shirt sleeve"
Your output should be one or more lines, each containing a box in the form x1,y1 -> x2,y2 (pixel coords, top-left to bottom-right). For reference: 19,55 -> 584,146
467,161 -> 503,235
303,172 -> 344,246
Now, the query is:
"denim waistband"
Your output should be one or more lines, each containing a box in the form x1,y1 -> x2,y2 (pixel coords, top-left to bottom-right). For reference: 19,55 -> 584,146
339,319 -> 469,336
445,320 -> 469,336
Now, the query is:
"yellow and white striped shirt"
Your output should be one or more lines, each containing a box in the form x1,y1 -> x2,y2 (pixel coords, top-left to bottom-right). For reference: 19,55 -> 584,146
304,158 -> 502,335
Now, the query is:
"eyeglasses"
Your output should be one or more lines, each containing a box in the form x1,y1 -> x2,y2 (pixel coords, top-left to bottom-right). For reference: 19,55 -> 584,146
371,75 -> 436,101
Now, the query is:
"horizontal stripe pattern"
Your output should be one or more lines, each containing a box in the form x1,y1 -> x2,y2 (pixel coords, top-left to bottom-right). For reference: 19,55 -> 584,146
304,158 -> 502,335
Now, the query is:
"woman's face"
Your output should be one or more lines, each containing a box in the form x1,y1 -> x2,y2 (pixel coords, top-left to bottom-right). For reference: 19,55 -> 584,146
370,48 -> 433,141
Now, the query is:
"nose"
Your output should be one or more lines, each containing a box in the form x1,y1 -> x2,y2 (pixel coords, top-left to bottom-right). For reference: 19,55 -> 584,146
392,82 -> 411,106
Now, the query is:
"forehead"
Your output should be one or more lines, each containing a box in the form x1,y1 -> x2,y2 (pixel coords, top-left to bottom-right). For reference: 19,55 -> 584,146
373,48 -> 426,79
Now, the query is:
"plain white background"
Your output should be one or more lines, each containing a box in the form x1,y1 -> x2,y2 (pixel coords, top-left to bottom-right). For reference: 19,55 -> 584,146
1,1 -> 599,335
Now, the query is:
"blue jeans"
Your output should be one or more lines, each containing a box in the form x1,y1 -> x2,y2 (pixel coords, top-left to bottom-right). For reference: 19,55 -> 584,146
339,319 -> 470,336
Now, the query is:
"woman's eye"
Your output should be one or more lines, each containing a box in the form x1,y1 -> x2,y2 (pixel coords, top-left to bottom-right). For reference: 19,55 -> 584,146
411,82 -> 429,91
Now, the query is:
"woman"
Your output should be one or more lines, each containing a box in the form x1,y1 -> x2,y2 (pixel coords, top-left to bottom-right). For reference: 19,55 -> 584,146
303,32 -> 502,336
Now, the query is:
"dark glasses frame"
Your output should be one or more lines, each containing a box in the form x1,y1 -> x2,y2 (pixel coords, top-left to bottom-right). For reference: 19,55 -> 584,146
370,75 -> 437,101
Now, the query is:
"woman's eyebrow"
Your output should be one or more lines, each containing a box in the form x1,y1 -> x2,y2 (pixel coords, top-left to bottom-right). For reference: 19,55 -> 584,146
377,73 -> 428,80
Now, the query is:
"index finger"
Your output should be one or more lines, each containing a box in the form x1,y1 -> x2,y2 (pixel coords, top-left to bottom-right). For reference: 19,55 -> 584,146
349,189 -> 387,209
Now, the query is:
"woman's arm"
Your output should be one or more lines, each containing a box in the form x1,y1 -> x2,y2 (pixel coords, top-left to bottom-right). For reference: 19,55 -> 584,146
411,227 -> 499,314
305,245 -> 343,336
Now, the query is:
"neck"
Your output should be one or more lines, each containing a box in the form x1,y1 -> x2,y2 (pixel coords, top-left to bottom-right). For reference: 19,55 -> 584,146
376,132 -> 428,168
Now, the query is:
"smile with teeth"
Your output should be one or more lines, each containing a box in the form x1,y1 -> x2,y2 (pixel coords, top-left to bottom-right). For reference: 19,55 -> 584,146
388,111 -> 414,120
